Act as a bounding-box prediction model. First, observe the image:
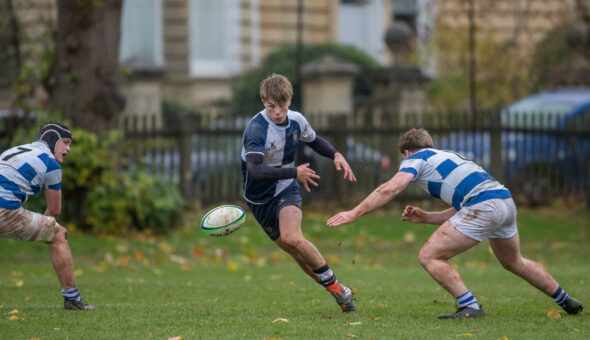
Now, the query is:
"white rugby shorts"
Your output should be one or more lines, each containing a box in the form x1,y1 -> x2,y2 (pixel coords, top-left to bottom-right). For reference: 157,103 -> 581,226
0,207 -> 60,242
449,198 -> 518,242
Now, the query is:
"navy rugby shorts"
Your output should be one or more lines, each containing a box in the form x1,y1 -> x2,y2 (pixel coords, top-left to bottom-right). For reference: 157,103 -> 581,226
247,181 -> 302,241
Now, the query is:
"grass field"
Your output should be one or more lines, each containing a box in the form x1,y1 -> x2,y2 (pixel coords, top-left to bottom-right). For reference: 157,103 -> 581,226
1,203 -> 589,339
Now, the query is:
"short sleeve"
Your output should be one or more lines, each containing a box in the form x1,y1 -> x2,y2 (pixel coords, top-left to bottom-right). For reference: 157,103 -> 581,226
294,113 -> 316,143
243,120 -> 267,154
45,165 -> 62,190
398,158 -> 422,181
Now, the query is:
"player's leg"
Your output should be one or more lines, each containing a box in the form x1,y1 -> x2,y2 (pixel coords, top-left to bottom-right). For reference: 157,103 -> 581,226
418,221 -> 479,296
47,223 -> 95,311
489,234 -> 584,314
275,205 -> 356,312
274,205 -> 323,279
418,221 -> 482,318
0,208 -> 94,310
49,225 -> 76,289
488,198 -> 583,315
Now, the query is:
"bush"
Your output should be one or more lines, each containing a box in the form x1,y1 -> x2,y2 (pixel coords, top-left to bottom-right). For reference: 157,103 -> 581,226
19,122 -> 183,234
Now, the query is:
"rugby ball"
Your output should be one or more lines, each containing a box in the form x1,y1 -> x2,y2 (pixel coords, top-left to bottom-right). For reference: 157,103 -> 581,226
200,205 -> 246,237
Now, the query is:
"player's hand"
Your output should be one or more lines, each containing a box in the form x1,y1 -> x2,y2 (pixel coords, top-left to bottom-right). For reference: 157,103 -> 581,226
327,210 -> 357,227
333,152 -> 357,182
296,163 -> 320,192
401,205 -> 426,223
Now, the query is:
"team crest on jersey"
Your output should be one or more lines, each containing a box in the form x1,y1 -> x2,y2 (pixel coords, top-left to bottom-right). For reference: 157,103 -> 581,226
292,131 -> 298,142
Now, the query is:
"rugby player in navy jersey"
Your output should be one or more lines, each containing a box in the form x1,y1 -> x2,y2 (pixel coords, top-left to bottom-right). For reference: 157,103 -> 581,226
328,128 -> 583,318
241,74 -> 358,313
0,122 -> 94,310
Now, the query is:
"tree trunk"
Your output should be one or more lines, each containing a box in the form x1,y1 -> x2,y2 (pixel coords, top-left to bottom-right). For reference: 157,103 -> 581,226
48,0 -> 125,132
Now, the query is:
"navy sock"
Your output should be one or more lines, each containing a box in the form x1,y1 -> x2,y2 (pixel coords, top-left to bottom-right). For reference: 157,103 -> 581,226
456,291 -> 479,310
62,287 -> 81,301
552,286 -> 569,307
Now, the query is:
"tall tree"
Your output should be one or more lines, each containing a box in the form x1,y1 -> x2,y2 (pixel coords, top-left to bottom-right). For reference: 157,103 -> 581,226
47,0 -> 125,132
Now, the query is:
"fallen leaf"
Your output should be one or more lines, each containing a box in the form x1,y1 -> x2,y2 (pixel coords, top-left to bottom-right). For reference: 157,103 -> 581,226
429,326 -> 440,330
573,329 -> 582,333
346,321 -> 362,326
74,269 -> 84,276
547,309 -> 561,319
459,333 -> 473,336
11,270 -> 23,276
24,296 -> 33,301
193,246 -> 204,257
288,281 -> 295,286
9,315 -> 24,321
272,318 -> 289,323
13,279 -> 24,287
320,315 -> 332,319
8,309 -> 18,314
167,337 -> 182,340
498,337 -> 508,340
346,334 -> 359,338
469,329 -> 483,334
226,261 -> 238,272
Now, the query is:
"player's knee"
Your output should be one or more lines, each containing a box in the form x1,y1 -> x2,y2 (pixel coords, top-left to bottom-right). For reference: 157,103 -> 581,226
52,226 -> 68,244
417,247 -> 432,267
498,257 -> 521,273
277,234 -> 301,250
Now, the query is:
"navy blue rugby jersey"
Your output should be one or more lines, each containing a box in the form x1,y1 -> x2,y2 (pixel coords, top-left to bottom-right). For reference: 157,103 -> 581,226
241,109 -> 316,204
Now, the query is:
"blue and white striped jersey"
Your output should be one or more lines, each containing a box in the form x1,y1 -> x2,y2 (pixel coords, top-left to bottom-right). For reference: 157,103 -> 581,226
241,109 -> 316,204
399,148 -> 511,211
0,142 -> 62,209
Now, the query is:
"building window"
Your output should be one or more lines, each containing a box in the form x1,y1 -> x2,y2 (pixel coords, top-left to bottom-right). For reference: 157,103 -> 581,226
338,0 -> 387,64
189,0 -> 241,78
119,0 -> 163,69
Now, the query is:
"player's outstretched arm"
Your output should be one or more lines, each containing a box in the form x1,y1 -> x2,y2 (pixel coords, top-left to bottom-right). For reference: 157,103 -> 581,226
333,152 -> 356,182
401,206 -> 457,225
327,171 -> 413,227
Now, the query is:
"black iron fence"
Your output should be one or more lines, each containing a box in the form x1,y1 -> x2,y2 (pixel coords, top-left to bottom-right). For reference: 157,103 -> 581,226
122,109 -> 590,206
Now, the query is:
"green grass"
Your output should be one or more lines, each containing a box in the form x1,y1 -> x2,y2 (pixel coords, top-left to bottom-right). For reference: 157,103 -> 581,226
1,204 -> 589,339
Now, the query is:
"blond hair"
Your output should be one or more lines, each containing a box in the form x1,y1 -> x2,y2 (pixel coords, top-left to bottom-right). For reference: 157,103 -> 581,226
260,74 -> 293,106
397,128 -> 434,154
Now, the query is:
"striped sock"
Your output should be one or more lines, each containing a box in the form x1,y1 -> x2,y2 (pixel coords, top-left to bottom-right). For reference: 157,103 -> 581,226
457,291 -> 480,310
62,287 -> 81,301
551,286 -> 569,307
313,264 -> 337,288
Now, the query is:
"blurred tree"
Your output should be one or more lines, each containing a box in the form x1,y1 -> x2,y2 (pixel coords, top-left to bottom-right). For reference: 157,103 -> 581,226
46,0 -> 125,133
425,22 -> 533,112
230,43 -> 380,116
529,1 -> 590,90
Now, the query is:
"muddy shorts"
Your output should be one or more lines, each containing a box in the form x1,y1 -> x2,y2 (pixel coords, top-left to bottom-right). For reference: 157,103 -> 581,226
449,198 -> 518,242
0,207 -> 59,242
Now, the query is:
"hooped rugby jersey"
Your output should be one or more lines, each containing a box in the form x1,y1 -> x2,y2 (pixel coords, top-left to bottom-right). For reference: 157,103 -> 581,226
0,142 -> 62,209
241,109 -> 316,204
399,148 -> 511,211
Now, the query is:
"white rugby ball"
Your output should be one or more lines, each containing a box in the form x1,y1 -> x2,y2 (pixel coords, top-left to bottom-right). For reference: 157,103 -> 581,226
200,205 -> 246,237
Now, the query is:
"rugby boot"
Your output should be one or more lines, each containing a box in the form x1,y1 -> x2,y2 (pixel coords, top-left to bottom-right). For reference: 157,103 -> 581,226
64,299 -> 95,311
327,282 -> 357,313
562,297 -> 584,315
438,305 -> 484,319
